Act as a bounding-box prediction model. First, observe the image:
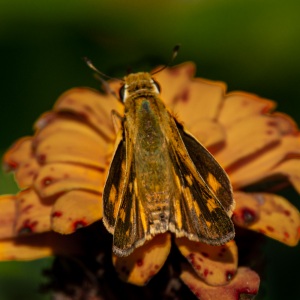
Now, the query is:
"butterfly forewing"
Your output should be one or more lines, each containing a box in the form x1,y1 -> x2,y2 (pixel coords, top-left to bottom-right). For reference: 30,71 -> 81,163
103,131 -> 126,233
177,123 -> 235,215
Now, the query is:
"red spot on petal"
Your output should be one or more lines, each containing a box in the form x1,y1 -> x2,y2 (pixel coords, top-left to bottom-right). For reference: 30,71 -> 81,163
201,252 -> 209,258
267,120 -> 277,127
52,211 -> 63,218
41,176 -> 53,186
195,264 -> 201,270
5,160 -> 19,171
258,229 -> 266,234
18,219 -> 38,235
169,68 -> 180,76
266,226 -> 274,232
84,105 -> 93,112
284,232 -> 290,238
27,170 -> 36,177
154,264 -> 159,270
22,204 -> 33,213
66,98 -> 75,104
283,210 -> 291,216
234,207 -> 257,225
77,112 -> 88,121
73,220 -> 88,231
226,270 -> 235,281
180,89 -> 189,103
203,269 -> 209,277
187,253 -> 195,263
136,259 -> 143,267
37,154 -> 46,164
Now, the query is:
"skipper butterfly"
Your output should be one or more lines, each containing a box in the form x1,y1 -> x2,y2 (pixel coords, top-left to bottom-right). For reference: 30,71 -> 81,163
103,71 -> 235,257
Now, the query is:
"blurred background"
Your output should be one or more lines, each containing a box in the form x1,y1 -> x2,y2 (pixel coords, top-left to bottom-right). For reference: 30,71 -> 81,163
0,0 -> 300,299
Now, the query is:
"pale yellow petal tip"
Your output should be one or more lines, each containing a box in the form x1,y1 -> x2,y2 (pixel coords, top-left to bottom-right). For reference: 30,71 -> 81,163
113,233 -> 171,286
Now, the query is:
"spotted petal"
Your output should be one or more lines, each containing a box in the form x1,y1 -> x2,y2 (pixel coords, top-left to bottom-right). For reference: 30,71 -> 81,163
34,114 -> 110,169
112,233 -> 171,286
3,138 -> 40,188
176,238 -> 238,286
52,87 -> 123,139
51,190 -> 103,234
233,192 -> 300,246
181,265 -> 260,300
34,162 -> 104,198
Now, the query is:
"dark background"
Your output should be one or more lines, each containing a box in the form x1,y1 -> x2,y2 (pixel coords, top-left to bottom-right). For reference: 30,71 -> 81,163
0,0 -> 300,299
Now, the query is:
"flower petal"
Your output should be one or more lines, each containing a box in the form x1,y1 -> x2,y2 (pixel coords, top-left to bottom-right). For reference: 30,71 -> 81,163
15,189 -> 52,235
0,232 -> 83,261
219,92 -> 275,127
181,265 -> 260,300
112,233 -> 171,286
171,78 -> 226,131
233,192 -> 300,246
188,120 -> 226,149
264,158 -> 300,194
176,238 -> 238,286
52,87 -> 123,140
153,62 -> 196,107
226,119 -> 300,189
0,195 -> 17,238
3,137 -> 40,188
0,237 -> 53,260
34,115 -> 110,169
51,190 -> 102,234
216,114 -> 286,169
34,163 -> 104,198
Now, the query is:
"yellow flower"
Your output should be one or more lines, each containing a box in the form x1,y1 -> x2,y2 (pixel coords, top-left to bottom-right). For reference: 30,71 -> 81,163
0,62 -> 299,299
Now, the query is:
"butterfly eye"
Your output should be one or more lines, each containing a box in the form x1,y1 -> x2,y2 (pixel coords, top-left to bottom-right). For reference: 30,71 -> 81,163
119,85 -> 126,101
152,79 -> 161,93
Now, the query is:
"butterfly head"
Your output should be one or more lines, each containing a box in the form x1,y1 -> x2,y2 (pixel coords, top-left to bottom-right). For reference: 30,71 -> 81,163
119,72 -> 161,103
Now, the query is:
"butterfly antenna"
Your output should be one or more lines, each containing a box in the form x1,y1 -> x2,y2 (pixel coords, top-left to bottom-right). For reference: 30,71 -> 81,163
151,44 -> 181,75
83,57 -> 121,100
83,57 -> 121,81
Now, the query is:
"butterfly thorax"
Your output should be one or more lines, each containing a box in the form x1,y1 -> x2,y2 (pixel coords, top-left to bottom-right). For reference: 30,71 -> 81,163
122,72 -> 160,103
